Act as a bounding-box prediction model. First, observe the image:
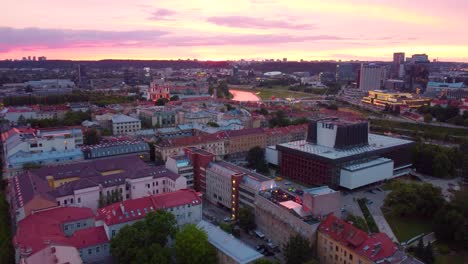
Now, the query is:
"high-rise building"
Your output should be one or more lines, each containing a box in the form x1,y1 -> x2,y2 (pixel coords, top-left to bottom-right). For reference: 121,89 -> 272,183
38,56 -> 47,61
336,63 -> 355,82
77,64 -> 89,88
392,52 -> 405,78
358,63 -> 387,91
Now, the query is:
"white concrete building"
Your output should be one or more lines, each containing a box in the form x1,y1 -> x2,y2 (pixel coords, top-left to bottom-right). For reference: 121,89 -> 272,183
359,64 -> 387,91
111,114 -> 141,135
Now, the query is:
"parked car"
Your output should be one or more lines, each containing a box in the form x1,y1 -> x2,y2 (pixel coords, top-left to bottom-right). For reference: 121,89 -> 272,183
295,189 -> 304,195
223,217 -> 233,222
284,181 -> 292,186
255,230 -> 265,239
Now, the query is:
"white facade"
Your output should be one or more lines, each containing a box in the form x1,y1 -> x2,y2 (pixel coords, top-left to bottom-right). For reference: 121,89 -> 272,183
265,146 -> 278,166
339,158 -> 394,189
359,64 -> 387,91
111,114 -> 141,135
206,164 -> 233,209
316,122 -> 338,148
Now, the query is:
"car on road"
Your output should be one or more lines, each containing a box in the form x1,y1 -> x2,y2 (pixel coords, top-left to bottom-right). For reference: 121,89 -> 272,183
295,189 -> 304,195
223,217 -> 233,222
367,200 -> 374,205
284,181 -> 292,186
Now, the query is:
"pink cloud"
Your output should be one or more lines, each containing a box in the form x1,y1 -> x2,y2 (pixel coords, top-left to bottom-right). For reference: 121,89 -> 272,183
206,16 -> 315,30
147,8 -> 177,21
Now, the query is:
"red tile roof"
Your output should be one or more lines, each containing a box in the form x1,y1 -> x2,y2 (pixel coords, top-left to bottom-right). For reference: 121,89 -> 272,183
96,189 -> 202,226
158,131 -> 228,147
67,226 -> 109,249
319,214 -> 398,262
15,207 -> 105,255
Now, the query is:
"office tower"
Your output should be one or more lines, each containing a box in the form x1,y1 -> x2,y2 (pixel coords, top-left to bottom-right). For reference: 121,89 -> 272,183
336,63 -> 355,82
411,54 -> 430,63
358,63 -> 387,91
392,52 -> 405,78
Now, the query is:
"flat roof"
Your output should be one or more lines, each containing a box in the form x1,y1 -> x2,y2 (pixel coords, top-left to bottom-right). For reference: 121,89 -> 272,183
342,157 -> 392,172
277,133 -> 413,160
197,220 -> 263,264
304,186 -> 338,196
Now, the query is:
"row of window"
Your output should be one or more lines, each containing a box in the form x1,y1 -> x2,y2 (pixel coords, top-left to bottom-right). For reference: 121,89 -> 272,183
79,244 -> 107,256
58,197 -> 81,206
64,220 -> 87,230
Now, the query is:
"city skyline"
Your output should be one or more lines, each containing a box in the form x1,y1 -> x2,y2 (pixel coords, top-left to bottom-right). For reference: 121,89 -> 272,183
2,0 -> 468,62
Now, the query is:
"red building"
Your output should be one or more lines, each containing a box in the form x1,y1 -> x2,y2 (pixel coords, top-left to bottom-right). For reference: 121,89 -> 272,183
148,81 -> 170,102
184,147 -> 216,192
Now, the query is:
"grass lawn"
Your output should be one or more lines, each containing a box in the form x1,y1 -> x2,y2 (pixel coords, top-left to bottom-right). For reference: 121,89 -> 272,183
435,254 -> 465,264
383,212 -> 433,242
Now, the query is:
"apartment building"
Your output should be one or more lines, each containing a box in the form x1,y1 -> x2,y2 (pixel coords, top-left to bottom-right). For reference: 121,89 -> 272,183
111,114 -> 141,135
9,155 -> 186,222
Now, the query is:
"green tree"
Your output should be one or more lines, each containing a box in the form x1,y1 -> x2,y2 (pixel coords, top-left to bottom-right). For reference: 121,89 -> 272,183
101,128 -> 112,136
253,259 -> 277,264
175,224 -> 217,264
346,214 -> 368,233
423,242 -> 435,264
207,121 -> 220,127
0,191 -> 14,264
170,95 -> 179,101
132,243 -> 171,264
238,207 -> 256,231
283,234 -> 313,264
156,98 -> 169,106
424,113 -> 432,123
84,129 -> 101,145
17,114 -> 26,125
246,146 -> 269,174
111,210 -> 177,263
22,162 -> 42,170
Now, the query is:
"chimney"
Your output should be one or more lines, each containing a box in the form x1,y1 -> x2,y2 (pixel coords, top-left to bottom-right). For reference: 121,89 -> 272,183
46,176 -> 55,189
120,203 -> 125,214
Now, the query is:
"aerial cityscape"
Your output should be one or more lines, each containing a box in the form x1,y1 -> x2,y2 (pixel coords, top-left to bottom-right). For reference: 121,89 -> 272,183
1,1 -> 467,264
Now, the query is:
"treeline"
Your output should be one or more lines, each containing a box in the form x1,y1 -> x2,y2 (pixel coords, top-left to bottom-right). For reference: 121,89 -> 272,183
419,105 -> 468,126
269,111 -> 309,127
3,91 -> 136,106
0,147 -> 14,264
413,142 -> 463,178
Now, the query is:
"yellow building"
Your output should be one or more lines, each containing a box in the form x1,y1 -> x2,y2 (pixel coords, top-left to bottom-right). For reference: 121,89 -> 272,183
362,90 -> 431,109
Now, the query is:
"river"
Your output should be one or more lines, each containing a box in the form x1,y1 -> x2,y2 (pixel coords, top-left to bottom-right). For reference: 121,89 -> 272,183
230,89 -> 260,102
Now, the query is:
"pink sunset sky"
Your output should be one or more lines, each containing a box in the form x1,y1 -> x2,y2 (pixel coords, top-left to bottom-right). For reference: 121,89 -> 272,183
1,0 -> 468,62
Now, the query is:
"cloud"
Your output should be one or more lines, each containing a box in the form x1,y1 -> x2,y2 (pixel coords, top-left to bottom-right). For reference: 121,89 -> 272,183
206,16 -> 315,30
0,27 -> 346,53
148,8 -> 177,21
0,27 -> 168,52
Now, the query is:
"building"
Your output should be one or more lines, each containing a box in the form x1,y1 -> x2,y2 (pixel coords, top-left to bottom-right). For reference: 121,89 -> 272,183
197,220 -> 264,264
178,110 -> 217,125
97,189 -> 202,239
255,188 -> 322,247
264,124 -> 307,146
147,80 -> 170,101
184,147 -> 216,192
1,105 -> 69,123
154,132 -> 228,161
111,114 -> 141,135
1,127 -> 84,175
203,160 -> 275,219
361,90 -> 431,111
14,207 -> 110,264
392,52 -> 405,78
426,81 -> 466,94
358,64 -> 387,91
411,54 -> 429,64
8,155 -> 187,222
277,119 -> 414,189
139,106 -> 178,127
81,138 -> 149,160
317,214 -> 421,264
166,154 -> 195,188
336,63 -> 355,82
225,128 -> 266,159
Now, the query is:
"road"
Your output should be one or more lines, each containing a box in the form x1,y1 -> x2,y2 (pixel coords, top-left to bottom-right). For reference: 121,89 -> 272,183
341,188 -> 398,242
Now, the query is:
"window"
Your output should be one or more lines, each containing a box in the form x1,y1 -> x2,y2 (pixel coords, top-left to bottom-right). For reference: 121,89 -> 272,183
70,198 -> 74,204
77,222 -> 81,228
349,254 -> 353,260
57,201 -> 61,206
64,200 -> 67,205
77,197 -> 81,203
64,225 -> 68,230
336,246 -> 338,251
88,249 -> 92,255
96,246 -> 100,253
112,230 -> 116,238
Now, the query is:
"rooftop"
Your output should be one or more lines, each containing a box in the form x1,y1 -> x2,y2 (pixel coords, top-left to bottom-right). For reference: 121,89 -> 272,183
304,186 -> 338,196
112,114 -> 140,123
97,189 -> 202,226
277,134 -> 413,161
197,220 -> 263,264
15,207 -> 106,255
319,214 -> 401,262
